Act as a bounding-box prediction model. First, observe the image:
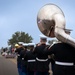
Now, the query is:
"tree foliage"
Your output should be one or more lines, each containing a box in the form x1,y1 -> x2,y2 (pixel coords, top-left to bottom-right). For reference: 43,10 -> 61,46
8,31 -> 33,45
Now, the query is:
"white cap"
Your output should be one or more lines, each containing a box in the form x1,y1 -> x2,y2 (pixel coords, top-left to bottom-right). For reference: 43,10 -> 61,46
23,43 -> 28,46
46,42 -> 50,45
39,34 -> 47,39
18,42 -> 24,45
64,29 -> 72,34
28,43 -> 35,46
39,34 -> 47,41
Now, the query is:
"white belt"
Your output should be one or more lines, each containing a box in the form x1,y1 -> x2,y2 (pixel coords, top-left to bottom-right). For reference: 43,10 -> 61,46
36,57 -> 48,62
28,59 -> 36,62
22,58 -> 24,60
17,54 -> 20,56
55,61 -> 74,66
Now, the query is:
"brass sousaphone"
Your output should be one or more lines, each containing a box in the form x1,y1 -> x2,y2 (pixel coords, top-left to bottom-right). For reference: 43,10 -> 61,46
37,3 -> 75,47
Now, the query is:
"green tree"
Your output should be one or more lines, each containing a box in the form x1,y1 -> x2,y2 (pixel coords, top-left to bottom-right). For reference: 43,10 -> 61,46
8,31 -> 33,45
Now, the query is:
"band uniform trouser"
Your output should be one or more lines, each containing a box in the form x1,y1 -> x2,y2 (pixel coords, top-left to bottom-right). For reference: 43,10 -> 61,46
36,58 -> 49,75
27,59 -> 36,75
53,61 -> 75,75
17,56 -> 23,75
21,58 -> 27,75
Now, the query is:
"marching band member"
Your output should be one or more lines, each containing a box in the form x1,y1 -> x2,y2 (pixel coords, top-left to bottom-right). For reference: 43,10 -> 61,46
33,35 -> 49,75
20,43 -> 28,75
15,42 -> 24,75
44,30 -> 75,75
24,43 -> 36,75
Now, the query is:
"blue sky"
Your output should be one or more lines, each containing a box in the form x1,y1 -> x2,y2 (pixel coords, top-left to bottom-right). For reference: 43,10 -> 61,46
0,0 -> 75,48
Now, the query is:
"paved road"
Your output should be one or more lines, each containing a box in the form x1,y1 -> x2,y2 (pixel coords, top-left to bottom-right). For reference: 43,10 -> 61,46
0,55 -> 53,75
0,55 -> 18,75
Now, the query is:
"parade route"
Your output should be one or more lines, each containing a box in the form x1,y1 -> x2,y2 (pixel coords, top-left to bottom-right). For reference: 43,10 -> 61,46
8,58 -> 17,64
0,55 -> 18,75
0,55 -> 53,75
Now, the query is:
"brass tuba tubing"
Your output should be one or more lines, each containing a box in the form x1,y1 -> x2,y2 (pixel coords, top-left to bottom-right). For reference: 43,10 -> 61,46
37,3 -> 75,47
